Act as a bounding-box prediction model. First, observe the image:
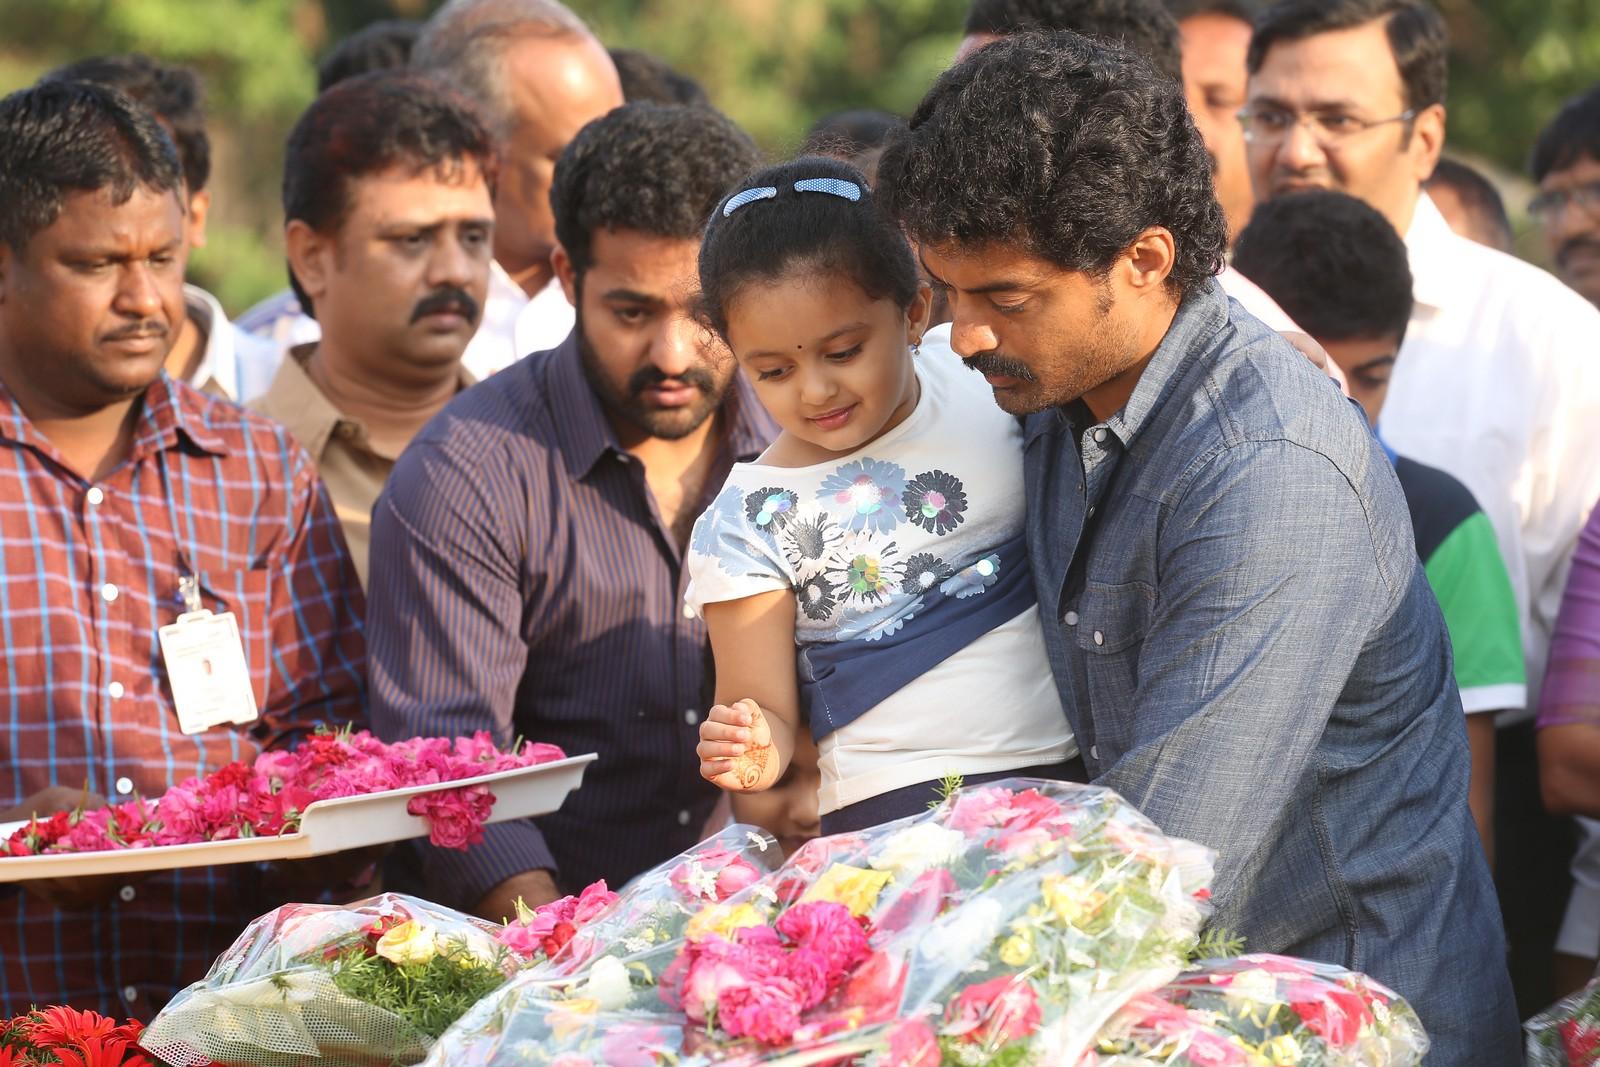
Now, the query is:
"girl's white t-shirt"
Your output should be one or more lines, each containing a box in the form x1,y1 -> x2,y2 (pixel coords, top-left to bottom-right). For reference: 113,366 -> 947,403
685,326 -> 1075,813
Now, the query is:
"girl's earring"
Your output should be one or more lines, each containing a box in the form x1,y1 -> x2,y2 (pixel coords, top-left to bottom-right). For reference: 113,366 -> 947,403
911,342 -> 921,358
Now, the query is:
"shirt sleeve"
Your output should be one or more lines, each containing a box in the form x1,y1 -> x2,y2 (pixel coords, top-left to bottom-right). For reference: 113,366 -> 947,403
1424,509 -> 1527,713
365,434 -> 556,906
683,482 -> 794,616
257,452 -> 368,749
1095,440 -> 1391,910
1539,506 -> 1600,729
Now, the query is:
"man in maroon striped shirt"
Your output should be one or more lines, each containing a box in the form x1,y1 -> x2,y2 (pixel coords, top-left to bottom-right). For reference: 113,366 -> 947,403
368,103 -> 772,921
0,81 -> 365,1016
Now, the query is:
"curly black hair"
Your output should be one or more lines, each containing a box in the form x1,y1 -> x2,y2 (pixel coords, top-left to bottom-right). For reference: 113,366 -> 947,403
878,30 -> 1226,298
1248,0 -> 1447,112
962,0 -> 1182,83
1532,84 -> 1600,183
550,102 -> 760,278
318,19 -> 422,93
609,47 -> 709,108
0,80 -> 182,253
282,70 -> 497,315
1164,0 -> 1257,22
1232,189 -> 1413,342
43,53 -> 209,193
697,155 -> 922,342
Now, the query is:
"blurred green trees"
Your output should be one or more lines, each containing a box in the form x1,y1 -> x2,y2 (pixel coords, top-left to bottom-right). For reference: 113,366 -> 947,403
0,0 -> 1593,312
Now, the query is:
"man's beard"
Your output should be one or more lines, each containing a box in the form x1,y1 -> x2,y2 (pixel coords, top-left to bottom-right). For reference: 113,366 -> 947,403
574,307 -> 730,441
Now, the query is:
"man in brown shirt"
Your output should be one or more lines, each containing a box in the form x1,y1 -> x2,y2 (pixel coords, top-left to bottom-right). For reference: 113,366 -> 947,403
250,71 -> 495,583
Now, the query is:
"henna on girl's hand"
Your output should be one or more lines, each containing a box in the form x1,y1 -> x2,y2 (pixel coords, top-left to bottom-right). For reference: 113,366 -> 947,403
731,743 -> 775,789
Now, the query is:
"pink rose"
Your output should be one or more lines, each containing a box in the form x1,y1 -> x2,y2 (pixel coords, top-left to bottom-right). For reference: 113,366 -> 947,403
885,1019 -> 941,1067
719,976 -> 806,1044
572,880 -> 618,923
1291,983 -> 1372,1047
946,976 -> 1042,1046
877,868 -> 958,934
600,1025 -> 673,1067
776,903 -> 869,980
782,947 -> 832,1009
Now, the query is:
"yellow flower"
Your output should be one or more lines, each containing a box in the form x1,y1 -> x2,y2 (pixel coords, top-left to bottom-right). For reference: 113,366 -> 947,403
685,902 -> 766,941
800,864 -> 894,917
374,920 -> 439,966
550,998 -> 600,1041
1261,1034 -> 1302,1062
1040,874 -> 1106,927
998,934 -> 1033,966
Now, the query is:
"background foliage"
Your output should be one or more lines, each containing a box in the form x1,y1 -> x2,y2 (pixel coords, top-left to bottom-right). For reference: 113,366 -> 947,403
0,0 -> 1593,312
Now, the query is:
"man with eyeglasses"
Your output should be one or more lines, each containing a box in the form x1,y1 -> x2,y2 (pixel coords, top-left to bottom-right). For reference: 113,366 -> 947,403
1247,0 -> 1600,1016
1531,85 -> 1600,310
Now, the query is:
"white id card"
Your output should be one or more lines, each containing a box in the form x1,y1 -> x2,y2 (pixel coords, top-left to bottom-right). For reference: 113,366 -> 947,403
158,608 -> 259,735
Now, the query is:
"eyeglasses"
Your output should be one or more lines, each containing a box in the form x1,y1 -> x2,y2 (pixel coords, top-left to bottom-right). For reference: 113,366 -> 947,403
1237,105 -> 1418,148
722,177 -> 862,217
1529,181 -> 1600,223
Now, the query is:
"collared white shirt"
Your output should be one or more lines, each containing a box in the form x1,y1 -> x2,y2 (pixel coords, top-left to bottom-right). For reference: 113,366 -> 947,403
182,284 -> 284,403
233,262 -> 574,383
1384,192 -> 1600,719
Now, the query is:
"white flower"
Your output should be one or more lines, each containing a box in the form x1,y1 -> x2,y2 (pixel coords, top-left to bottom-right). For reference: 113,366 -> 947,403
918,898 -> 1004,966
746,831 -> 772,852
577,955 -> 633,1011
681,862 -> 718,900
752,884 -> 779,905
868,823 -> 965,877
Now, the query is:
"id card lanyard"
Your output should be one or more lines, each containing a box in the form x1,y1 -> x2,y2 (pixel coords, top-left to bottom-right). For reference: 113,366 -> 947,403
153,451 -> 260,735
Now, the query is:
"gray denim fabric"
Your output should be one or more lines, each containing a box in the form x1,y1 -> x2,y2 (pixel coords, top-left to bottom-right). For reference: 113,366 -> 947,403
1025,279 -> 1518,1064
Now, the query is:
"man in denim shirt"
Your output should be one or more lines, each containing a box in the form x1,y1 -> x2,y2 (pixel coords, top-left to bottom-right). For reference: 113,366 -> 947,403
880,31 -> 1517,1062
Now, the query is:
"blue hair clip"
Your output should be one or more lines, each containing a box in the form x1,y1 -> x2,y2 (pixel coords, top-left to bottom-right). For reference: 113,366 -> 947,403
722,186 -> 778,217
793,177 -> 862,201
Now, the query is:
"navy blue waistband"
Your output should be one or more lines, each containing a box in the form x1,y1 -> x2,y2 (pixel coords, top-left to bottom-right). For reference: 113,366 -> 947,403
799,534 -> 1036,741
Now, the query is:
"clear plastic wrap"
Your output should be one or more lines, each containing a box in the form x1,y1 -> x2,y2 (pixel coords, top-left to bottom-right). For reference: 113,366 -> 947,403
423,779 -> 1217,1066
140,892 -> 516,1067
1527,973 -> 1600,1066
1085,954 -> 1430,1066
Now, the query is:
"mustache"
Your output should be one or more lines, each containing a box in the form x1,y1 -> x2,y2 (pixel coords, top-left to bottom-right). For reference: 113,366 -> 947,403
1557,235 -> 1600,270
410,286 -> 481,324
102,320 -> 168,342
963,352 -> 1038,382
627,363 -> 718,396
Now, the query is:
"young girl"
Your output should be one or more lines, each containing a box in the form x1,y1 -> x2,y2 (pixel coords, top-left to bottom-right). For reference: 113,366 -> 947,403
686,157 -> 1081,833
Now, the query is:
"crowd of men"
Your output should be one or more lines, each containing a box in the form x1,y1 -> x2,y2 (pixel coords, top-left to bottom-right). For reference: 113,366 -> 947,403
1,0 -> 1599,1059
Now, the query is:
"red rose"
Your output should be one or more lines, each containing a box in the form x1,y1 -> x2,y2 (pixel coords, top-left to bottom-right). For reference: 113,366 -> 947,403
946,976 -> 1042,1046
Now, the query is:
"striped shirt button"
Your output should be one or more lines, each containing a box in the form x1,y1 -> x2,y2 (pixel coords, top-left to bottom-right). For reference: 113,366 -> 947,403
122,986 -> 138,1003
108,681 -> 125,699
115,777 -> 134,795
683,709 -> 698,725
677,810 -> 692,826
682,604 -> 695,619
86,486 -> 105,506
118,885 -> 136,902
100,583 -> 119,603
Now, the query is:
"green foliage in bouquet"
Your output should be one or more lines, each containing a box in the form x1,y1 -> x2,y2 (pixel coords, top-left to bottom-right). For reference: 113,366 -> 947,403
323,939 -> 511,1041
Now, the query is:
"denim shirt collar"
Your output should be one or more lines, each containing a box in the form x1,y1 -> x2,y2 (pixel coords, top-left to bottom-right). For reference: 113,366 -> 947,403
1025,276 -> 1229,450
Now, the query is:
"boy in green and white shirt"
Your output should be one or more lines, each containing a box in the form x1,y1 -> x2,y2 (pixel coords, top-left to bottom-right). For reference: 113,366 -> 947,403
1234,189 -> 1524,862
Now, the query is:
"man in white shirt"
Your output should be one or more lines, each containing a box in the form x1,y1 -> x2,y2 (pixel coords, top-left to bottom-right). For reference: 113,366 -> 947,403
241,0 -> 622,379
1245,0 -> 1600,1012
43,55 -> 280,402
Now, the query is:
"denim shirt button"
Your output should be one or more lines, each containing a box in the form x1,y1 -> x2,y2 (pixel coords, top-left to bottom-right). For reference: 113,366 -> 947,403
1064,610 -> 1079,626
1093,630 -> 1105,646
1089,745 -> 1099,760
1093,428 -> 1108,443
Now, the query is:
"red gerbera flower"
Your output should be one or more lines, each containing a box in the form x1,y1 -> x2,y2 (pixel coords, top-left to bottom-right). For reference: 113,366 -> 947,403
22,1005 -> 118,1048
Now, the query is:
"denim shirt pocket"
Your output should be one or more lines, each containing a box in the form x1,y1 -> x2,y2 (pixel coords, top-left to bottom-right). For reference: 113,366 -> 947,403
1074,580 -> 1155,738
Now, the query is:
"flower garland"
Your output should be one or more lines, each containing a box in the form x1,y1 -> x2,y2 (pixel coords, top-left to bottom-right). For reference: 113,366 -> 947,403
1,729 -> 565,855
